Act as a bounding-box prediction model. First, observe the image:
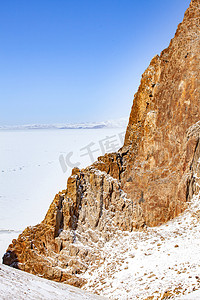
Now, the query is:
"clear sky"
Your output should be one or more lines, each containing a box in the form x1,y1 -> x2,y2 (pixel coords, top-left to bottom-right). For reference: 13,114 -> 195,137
0,0 -> 191,125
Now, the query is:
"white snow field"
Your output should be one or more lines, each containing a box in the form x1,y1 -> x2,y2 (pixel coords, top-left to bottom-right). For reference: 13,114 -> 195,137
0,263 -> 106,300
0,128 -> 126,259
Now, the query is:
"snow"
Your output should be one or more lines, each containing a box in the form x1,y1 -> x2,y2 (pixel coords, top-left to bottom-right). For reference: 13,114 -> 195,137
2,190 -> 200,300
0,230 -> 21,264
181,289 -> 200,299
0,128 -> 125,259
82,192 -> 200,299
1,127 -> 200,299
0,264 -> 106,300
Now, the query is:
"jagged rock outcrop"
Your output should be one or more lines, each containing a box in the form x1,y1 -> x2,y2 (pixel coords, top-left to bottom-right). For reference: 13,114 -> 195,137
3,0 -> 200,287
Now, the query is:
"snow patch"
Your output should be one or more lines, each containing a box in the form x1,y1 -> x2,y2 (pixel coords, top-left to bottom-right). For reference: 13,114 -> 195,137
82,192 -> 200,299
0,264 -> 106,300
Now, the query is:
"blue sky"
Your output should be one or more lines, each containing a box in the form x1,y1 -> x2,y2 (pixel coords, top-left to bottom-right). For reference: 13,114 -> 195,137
0,0 -> 190,125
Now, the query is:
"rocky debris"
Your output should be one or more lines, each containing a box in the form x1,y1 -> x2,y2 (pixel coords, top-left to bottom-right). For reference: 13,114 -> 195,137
3,168 -> 145,286
2,0 -> 200,291
81,191 -> 200,299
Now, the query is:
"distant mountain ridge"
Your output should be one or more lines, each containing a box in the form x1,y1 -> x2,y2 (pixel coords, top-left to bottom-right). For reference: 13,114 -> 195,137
0,118 -> 128,130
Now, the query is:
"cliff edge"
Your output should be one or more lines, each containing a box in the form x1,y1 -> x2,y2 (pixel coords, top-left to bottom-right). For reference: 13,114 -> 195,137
3,0 -> 200,289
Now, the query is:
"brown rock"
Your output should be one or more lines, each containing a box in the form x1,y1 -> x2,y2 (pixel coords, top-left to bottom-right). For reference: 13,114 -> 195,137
3,0 -> 200,288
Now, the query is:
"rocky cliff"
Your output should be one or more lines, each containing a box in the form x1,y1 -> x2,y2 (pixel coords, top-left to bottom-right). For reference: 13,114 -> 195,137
3,0 -> 200,288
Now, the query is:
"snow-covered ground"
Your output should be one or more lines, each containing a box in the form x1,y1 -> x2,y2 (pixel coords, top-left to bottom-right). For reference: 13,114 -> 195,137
0,128 -> 126,259
82,192 -> 200,299
0,264 -> 106,300
1,190 -> 200,300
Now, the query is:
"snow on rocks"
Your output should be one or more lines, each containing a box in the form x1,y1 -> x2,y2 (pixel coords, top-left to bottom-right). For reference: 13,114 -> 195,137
2,193 -> 200,300
82,192 -> 200,299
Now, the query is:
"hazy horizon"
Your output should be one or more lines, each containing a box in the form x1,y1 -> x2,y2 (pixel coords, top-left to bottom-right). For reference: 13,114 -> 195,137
0,116 -> 128,129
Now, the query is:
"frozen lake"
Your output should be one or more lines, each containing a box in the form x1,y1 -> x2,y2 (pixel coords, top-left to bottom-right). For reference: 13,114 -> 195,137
0,128 -> 125,259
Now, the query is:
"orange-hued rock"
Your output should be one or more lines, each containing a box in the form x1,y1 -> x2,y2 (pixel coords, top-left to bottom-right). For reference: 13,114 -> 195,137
3,0 -> 200,287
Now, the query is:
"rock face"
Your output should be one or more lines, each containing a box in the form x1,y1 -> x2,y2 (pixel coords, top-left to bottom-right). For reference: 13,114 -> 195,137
3,0 -> 200,287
